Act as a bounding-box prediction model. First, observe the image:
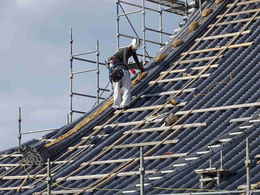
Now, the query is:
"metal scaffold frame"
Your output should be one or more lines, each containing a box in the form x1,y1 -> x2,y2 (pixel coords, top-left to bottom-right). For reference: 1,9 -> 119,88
116,0 -> 188,63
69,28 -> 109,123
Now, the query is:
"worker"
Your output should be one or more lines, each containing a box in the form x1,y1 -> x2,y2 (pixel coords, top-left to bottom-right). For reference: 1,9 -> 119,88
108,38 -> 145,110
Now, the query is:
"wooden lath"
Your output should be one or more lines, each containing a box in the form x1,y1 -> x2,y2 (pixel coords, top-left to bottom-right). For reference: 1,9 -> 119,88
140,88 -> 195,98
160,64 -> 219,74
80,153 -> 187,166
217,8 -> 260,18
150,74 -> 210,84
176,102 -> 260,115
123,122 -> 207,134
115,102 -> 186,114
227,0 -> 260,7
173,55 -> 223,65
196,30 -> 250,41
94,118 -> 162,130
209,16 -> 260,27
1,174 -> 48,180
182,42 -> 253,55
104,139 -> 178,150
0,186 -> 33,191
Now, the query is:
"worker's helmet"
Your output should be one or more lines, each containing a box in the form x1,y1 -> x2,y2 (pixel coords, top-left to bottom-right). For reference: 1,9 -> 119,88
130,38 -> 141,50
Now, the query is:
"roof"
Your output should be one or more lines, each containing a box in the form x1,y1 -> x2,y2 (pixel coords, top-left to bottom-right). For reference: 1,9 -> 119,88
0,0 -> 260,194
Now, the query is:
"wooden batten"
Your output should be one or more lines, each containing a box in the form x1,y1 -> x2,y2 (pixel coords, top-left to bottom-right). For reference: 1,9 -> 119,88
172,39 -> 183,48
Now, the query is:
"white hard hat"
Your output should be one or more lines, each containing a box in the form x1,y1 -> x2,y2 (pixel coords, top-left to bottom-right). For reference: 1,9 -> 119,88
130,38 -> 141,50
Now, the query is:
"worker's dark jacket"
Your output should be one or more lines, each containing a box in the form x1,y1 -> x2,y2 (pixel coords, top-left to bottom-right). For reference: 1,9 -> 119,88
109,47 -> 143,70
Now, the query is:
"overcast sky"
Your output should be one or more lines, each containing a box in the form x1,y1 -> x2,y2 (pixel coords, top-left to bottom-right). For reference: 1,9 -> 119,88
0,0 -> 181,151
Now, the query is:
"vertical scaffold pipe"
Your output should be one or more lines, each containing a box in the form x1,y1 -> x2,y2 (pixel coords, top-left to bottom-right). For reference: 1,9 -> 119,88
70,28 -> 73,123
140,146 -> 145,195
47,158 -> 52,195
159,0 -> 163,45
18,107 -> 22,151
116,0 -> 120,49
142,0 -> 146,64
245,135 -> 251,195
96,40 -> 100,105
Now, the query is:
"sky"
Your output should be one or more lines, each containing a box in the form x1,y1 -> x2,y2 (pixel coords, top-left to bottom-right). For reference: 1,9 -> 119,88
0,0 -> 182,151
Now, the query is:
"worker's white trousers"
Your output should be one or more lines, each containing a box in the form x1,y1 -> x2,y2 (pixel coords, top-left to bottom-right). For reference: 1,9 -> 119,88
113,69 -> 131,109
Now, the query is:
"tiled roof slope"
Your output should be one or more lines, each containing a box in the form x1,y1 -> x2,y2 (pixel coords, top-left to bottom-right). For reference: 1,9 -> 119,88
0,0 -> 260,194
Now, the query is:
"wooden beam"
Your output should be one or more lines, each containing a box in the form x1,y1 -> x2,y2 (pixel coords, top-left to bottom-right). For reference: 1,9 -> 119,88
238,182 -> 260,190
217,8 -> 260,18
115,102 -> 186,114
141,88 -> 195,97
94,119 -> 163,130
176,102 -> 260,115
0,154 -> 22,158
81,134 -> 109,140
182,42 -> 253,55
104,139 -> 178,150
150,74 -> 210,84
123,122 -> 207,134
208,16 -> 260,27
68,144 -> 94,151
0,186 -> 33,191
227,0 -> 260,7
1,174 -> 47,180
160,64 -> 219,75
196,30 -> 250,41
81,153 -> 187,166
230,117 -> 252,123
173,55 -> 223,64
57,170 -> 159,181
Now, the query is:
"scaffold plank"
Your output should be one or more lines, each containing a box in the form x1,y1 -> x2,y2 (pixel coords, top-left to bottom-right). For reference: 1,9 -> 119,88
104,139 -> 178,150
196,31 -> 250,41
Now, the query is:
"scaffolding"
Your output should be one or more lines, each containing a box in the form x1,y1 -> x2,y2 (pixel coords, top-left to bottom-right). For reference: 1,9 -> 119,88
69,28 -> 110,122
116,0 -> 197,63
